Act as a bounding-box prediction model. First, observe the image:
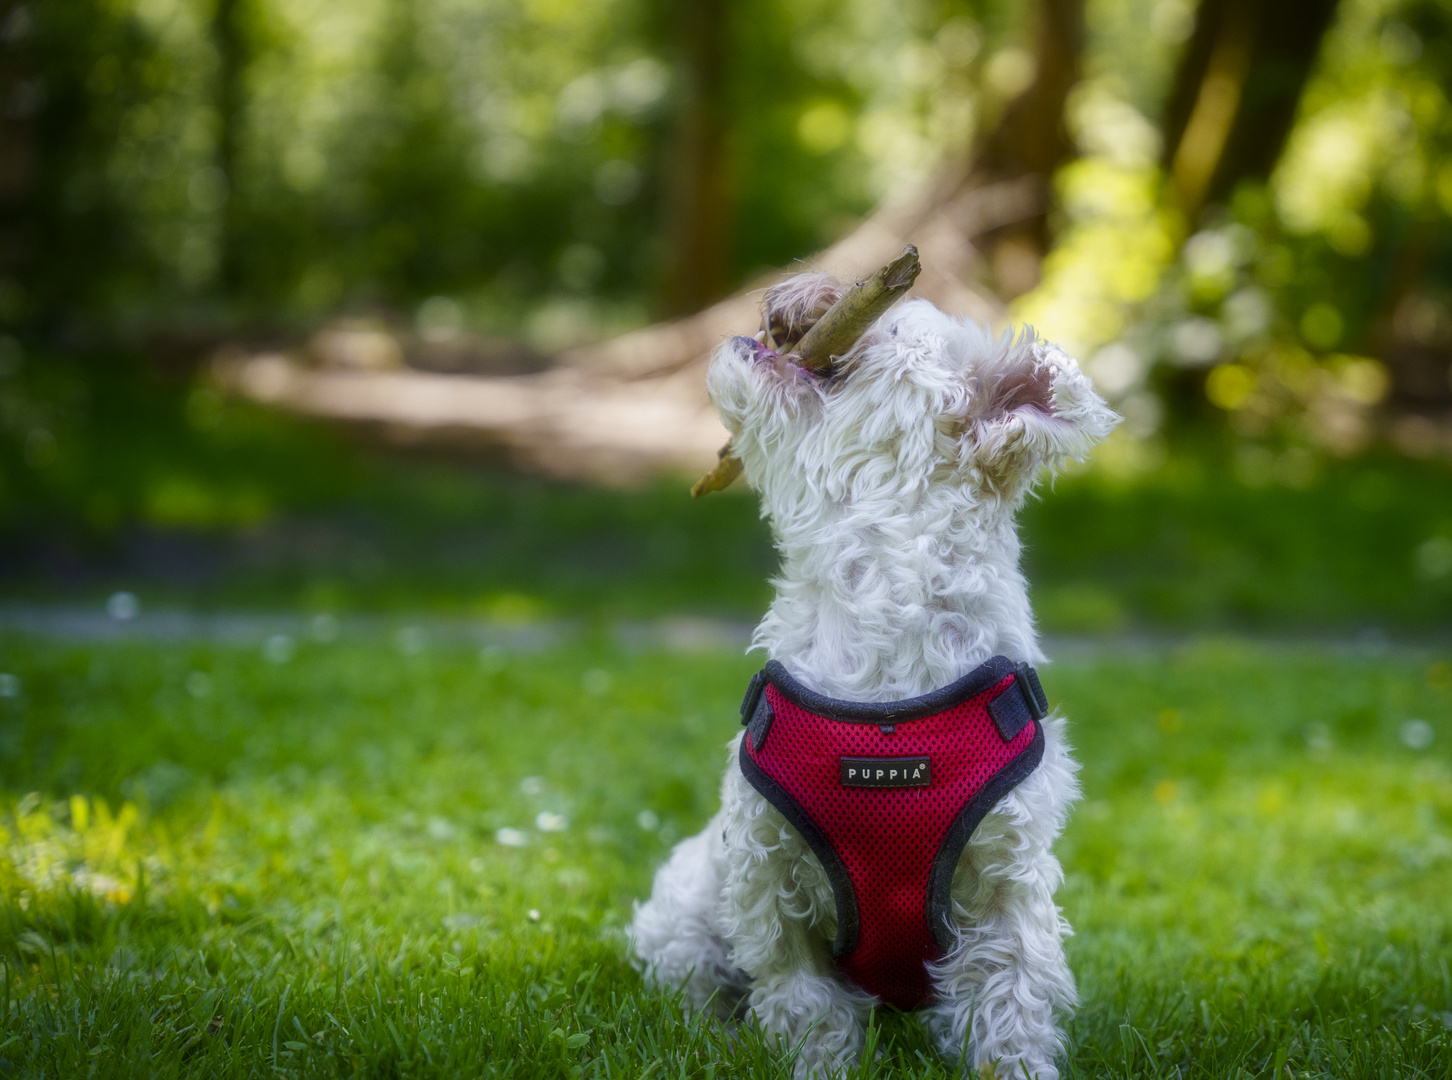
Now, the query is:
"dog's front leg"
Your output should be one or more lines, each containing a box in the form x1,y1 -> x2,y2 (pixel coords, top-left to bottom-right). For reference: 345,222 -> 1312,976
745,965 -> 870,1079
924,739 -> 1080,1080
926,893 -> 1072,1079
925,843 -> 1074,1078
631,815 -> 753,1018
720,744 -> 872,1078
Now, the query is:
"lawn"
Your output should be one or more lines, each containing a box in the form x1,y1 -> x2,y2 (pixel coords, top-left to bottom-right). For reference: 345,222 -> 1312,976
0,634 -> 1449,1077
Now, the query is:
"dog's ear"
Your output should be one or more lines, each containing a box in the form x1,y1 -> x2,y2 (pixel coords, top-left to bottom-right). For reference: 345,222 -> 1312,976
961,331 -> 1120,479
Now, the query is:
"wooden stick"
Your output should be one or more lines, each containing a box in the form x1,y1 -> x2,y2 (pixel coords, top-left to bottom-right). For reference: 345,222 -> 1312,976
788,245 -> 921,371
689,441 -> 745,498
691,245 -> 922,496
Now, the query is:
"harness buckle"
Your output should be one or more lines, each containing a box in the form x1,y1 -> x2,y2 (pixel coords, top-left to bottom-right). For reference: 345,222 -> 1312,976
987,663 -> 1049,741
739,668 -> 776,749
1016,663 -> 1049,720
740,670 -> 767,724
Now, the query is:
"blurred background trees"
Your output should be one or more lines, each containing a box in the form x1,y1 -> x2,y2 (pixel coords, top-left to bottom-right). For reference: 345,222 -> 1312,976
9,0 -> 1450,428
4,0 -> 984,339
4,0 -> 1452,626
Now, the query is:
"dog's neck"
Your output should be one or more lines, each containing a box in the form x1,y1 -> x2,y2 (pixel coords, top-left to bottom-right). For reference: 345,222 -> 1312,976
751,491 -> 1042,702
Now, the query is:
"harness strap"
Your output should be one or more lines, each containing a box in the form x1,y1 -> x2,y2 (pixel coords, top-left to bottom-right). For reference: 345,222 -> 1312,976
987,661 -> 1048,739
739,669 -> 775,749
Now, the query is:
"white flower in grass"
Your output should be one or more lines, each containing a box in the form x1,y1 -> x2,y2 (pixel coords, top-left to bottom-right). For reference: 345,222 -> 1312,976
1400,718 -> 1434,751
311,613 -> 340,642
526,908 -> 541,922
520,776 -> 545,797
495,827 -> 528,848
636,809 -> 659,831
263,634 -> 294,664
536,812 -> 568,833
107,591 -> 139,621
1416,537 -> 1452,580
1304,723 -> 1332,761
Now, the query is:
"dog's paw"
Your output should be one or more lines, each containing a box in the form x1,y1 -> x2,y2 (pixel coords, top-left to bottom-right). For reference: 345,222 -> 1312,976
972,1059 -> 1056,1080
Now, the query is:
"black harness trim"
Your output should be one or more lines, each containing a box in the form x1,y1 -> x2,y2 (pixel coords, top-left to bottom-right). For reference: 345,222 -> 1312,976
756,656 -> 1019,724
924,721 -> 1044,951
738,735 -> 861,958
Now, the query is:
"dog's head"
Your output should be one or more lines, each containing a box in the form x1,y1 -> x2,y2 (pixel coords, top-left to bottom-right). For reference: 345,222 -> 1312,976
706,271 -> 1120,526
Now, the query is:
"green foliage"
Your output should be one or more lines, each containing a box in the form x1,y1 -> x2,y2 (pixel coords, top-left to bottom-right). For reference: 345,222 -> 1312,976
1020,0 -> 1452,457
0,638 -> 1448,1076
7,345 -> 1452,627
13,0 -> 1000,335
1023,449 -> 1452,629
15,0 -> 1452,455
0,347 -> 779,617
18,0 -> 193,324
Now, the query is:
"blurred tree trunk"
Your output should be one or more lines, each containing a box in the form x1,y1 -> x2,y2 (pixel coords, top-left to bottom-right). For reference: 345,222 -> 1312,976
970,0 -> 1086,296
1161,0 -> 1341,223
659,0 -> 732,316
211,0 -> 246,294
1371,213 -> 1452,413
976,0 -> 1085,186
0,0 -> 35,324
561,0 -> 1087,375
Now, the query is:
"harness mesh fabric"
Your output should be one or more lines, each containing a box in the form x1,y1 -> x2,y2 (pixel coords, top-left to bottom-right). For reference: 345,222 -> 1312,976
740,667 -> 1041,1010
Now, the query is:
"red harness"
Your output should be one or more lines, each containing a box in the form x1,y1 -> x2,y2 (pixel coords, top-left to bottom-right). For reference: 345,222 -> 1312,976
738,656 -> 1047,1010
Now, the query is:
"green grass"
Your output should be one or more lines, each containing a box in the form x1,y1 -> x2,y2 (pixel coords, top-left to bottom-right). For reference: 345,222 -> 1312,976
0,635 -> 1450,1077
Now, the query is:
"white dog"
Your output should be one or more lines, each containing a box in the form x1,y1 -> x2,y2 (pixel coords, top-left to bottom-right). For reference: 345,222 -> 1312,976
630,272 -> 1119,1079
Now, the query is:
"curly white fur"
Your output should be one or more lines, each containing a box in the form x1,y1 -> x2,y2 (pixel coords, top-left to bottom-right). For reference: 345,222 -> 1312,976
630,282 -> 1119,1079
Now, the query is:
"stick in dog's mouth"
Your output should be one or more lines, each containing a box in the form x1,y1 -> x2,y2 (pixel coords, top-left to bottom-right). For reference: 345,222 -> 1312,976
691,245 -> 923,498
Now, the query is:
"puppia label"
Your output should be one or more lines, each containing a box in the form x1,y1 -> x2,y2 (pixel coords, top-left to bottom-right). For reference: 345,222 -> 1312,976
840,755 -> 931,788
